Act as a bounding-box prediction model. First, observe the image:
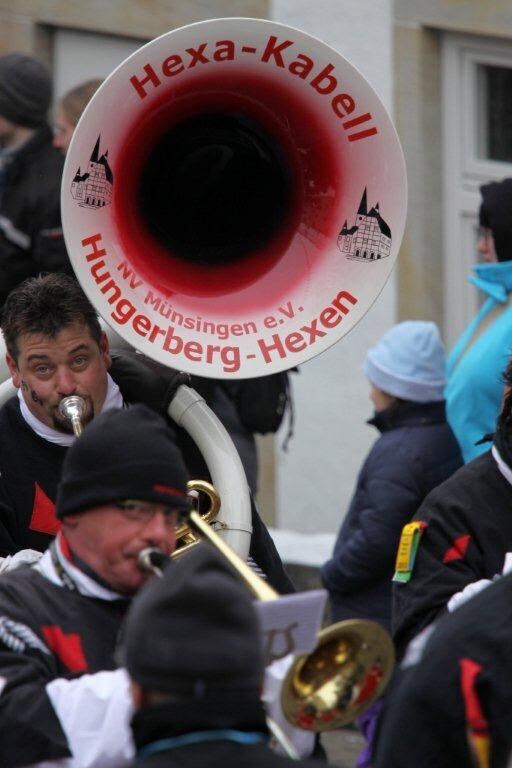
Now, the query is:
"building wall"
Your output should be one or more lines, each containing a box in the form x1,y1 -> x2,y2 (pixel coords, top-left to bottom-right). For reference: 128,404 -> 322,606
271,0 -> 397,534
394,0 -> 512,332
0,1 -> 270,52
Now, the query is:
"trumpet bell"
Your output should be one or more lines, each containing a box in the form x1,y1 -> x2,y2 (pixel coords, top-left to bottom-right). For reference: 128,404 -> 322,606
281,619 -> 395,731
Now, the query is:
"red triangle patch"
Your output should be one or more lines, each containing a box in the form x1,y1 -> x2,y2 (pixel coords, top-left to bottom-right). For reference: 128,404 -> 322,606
29,483 -> 61,535
442,534 -> 471,564
459,658 -> 489,733
41,625 -> 88,673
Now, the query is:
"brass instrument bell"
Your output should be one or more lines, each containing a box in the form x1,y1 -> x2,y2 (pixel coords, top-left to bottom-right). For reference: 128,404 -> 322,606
281,619 -> 394,731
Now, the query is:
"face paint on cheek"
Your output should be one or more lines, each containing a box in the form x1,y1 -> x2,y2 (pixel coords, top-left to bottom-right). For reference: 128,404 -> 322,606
29,387 -> 44,405
20,380 -> 29,392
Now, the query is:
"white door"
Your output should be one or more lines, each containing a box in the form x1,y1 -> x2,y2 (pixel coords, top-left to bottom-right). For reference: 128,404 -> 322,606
53,28 -> 145,100
442,32 -> 512,348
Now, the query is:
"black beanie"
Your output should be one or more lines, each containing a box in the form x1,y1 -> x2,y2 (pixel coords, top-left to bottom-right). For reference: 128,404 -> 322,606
0,53 -> 52,128
479,178 -> 512,262
56,405 -> 190,519
123,543 -> 264,697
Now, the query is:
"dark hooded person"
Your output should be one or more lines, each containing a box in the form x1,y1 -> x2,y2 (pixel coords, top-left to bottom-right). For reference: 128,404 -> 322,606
446,177 -> 512,463
376,571 -> 512,768
0,53 -> 70,303
393,354 -> 512,658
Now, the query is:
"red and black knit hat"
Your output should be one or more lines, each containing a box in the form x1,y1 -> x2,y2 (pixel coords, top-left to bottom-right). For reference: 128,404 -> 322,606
56,404 -> 190,519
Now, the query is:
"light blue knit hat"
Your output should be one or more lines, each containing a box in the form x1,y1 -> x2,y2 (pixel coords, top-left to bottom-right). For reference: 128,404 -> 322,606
363,321 -> 446,402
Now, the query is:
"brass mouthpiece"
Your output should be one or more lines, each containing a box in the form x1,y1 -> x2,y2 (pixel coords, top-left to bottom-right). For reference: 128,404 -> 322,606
138,547 -> 168,578
58,395 -> 86,437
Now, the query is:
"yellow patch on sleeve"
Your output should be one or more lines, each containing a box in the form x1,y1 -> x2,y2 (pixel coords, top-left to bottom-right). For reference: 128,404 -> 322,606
393,521 -> 427,583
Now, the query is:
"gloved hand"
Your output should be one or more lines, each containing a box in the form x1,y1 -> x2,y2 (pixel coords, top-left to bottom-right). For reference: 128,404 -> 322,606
0,549 -> 42,575
447,579 -> 493,612
109,351 -> 191,414
446,551 -> 512,612
161,370 -> 192,411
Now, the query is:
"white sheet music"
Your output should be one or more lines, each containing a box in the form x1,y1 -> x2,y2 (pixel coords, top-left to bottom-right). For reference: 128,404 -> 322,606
254,589 -> 327,664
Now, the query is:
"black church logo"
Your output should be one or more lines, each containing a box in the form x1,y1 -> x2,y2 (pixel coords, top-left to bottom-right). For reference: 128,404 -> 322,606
337,188 -> 392,262
70,135 -> 113,209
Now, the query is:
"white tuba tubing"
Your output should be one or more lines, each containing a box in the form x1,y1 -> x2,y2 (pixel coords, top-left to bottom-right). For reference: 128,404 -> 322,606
168,384 -> 252,560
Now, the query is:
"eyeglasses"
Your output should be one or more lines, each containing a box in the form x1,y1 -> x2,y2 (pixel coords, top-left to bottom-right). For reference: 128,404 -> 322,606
114,500 -> 189,527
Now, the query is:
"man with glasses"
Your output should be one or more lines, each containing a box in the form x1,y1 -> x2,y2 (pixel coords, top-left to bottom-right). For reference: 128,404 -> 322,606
0,404 -> 190,767
445,177 -> 512,463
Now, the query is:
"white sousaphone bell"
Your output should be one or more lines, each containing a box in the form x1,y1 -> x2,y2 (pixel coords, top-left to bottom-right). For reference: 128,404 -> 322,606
59,17 -> 406,734
61,16 -> 407,561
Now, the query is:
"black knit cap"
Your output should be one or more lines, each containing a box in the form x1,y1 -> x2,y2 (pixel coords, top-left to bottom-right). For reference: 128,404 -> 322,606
479,178 -> 512,262
123,543 -> 264,697
56,405 -> 190,519
0,53 -> 52,128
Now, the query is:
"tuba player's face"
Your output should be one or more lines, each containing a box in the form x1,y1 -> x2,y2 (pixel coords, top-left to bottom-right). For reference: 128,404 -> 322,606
62,502 -> 179,595
6,323 -> 112,432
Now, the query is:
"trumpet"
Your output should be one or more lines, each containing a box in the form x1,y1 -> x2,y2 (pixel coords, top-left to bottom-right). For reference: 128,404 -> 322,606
58,395 -> 86,437
138,481 -> 395,734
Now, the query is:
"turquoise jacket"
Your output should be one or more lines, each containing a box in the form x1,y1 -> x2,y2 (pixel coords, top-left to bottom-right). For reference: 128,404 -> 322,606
446,260 -> 512,462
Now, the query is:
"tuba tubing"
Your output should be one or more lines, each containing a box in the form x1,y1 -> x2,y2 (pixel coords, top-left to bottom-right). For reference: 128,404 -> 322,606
168,384 -> 252,559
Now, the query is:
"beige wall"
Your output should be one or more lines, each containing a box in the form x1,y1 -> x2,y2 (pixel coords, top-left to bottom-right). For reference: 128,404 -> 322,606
396,1 -> 512,39
394,0 -> 512,329
0,1 -> 269,61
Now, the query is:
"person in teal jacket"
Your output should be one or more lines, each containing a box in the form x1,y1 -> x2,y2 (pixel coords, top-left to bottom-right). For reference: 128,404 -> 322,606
446,178 -> 512,462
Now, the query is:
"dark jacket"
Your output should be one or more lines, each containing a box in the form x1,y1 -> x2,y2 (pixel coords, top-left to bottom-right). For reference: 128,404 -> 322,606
376,572 -> 512,768
321,401 -> 462,631
0,563 -> 128,766
0,124 -> 70,305
126,697 -> 328,768
392,447 -> 512,658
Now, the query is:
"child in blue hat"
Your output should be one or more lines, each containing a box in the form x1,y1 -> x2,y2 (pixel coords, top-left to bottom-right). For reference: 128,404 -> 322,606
322,321 -> 462,630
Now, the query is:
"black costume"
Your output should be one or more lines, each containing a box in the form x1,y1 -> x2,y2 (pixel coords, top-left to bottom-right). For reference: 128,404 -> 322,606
128,701 -> 325,768
376,571 -> 512,768
0,555 -> 129,766
393,441 -> 512,658
0,354 -> 293,592
0,124 -> 69,304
